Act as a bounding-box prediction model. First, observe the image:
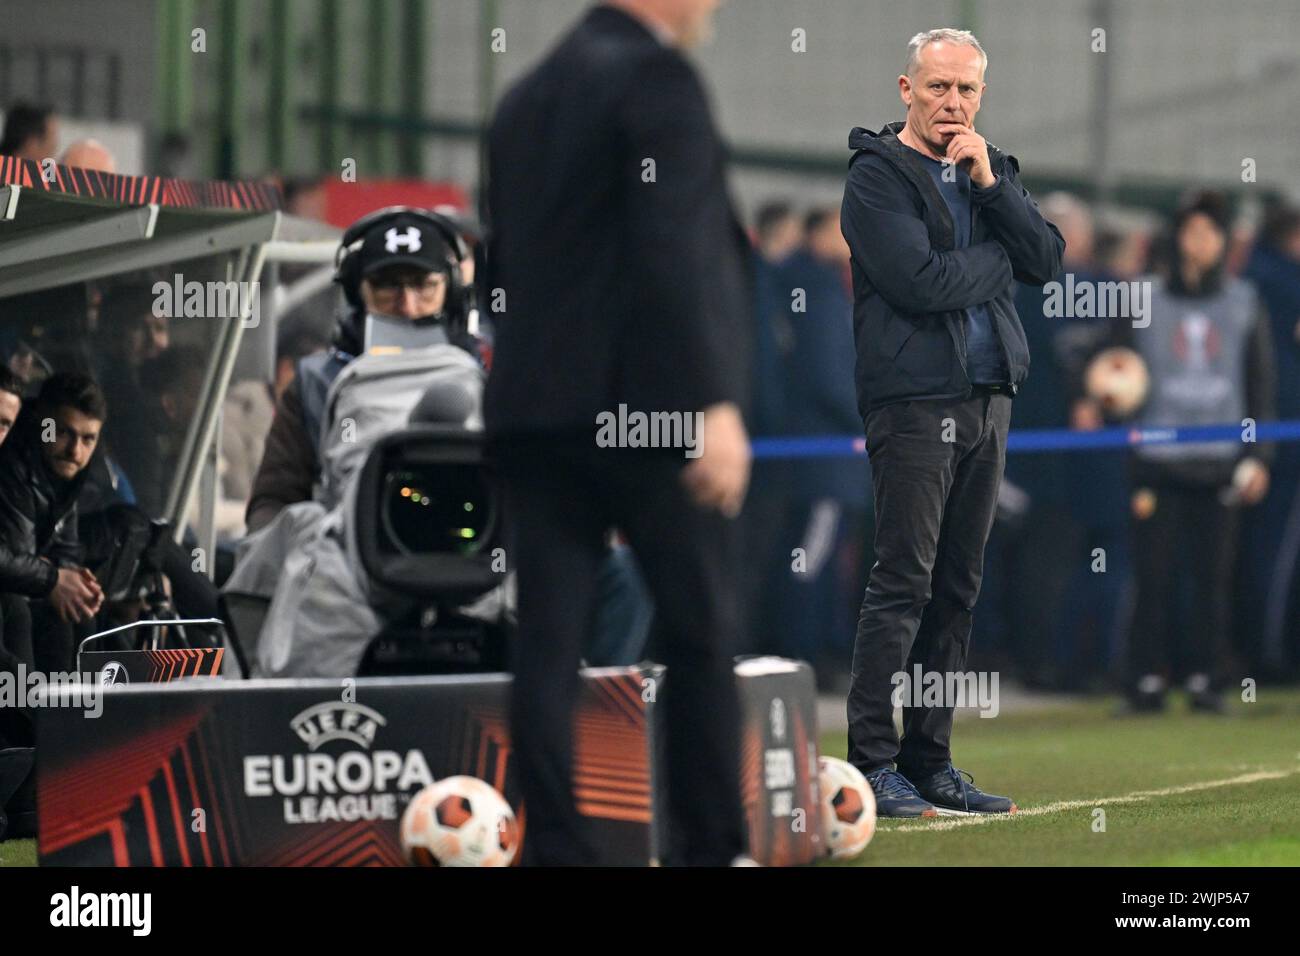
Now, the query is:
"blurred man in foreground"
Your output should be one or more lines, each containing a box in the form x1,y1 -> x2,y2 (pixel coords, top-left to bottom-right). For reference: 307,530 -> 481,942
486,0 -> 752,865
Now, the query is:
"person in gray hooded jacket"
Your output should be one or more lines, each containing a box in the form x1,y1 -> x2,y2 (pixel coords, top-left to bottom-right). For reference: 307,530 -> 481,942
1075,191 -> 1276,713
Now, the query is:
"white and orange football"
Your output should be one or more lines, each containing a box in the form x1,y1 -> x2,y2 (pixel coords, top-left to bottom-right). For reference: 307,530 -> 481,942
817,756 -> 877,860
400,776 -> 519,867
1084,346 -> 1150,417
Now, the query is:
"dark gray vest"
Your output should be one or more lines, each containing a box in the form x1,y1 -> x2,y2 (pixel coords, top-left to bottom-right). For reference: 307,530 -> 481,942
1134,276 -> 1256,463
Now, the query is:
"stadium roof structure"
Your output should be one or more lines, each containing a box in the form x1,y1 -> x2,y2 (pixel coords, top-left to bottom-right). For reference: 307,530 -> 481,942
0,155 -> 340,567
0,154 -> 284,298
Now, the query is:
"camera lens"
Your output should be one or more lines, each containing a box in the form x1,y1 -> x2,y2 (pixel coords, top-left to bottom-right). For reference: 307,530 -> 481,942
381,466 -> 491,556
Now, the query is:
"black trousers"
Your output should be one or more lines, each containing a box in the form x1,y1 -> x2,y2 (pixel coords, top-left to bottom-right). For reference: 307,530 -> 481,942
0,593 -> 35,748
848,392 -> 1011,775
0,592 -> 33,675
0,593 -> 83,748
496,436 -> 746,866
1127,480 -> 1237,689
0,595 -> 79,675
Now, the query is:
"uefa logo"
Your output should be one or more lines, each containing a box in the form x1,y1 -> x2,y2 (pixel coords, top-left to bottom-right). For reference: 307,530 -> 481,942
289,701 -> 387,751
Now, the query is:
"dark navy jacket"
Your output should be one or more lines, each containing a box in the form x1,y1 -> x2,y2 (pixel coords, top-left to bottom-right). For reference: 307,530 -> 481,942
484,4 -> 751,435
840,122 -> 1064,417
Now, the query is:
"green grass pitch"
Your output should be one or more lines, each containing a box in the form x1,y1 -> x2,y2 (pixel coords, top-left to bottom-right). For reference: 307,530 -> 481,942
822,688 -> 1300,866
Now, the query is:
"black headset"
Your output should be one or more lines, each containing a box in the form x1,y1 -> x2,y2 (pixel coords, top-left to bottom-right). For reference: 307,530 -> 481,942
333,206 -> 471,331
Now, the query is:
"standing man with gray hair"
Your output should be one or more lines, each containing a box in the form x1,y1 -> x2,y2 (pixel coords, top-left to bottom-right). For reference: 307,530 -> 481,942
840,29 -> 1064,816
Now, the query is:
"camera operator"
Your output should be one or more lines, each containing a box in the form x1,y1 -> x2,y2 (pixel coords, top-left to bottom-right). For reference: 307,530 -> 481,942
240,209 -> 652,671
247,209 -> 479,533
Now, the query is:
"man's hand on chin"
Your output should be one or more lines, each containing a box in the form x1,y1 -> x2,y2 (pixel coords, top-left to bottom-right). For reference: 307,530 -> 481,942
937,122 -> 996,188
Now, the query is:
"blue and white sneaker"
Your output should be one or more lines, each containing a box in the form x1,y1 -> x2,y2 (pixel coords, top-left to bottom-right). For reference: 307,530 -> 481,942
865,768 -> 939,818
902,764 -> 1017,816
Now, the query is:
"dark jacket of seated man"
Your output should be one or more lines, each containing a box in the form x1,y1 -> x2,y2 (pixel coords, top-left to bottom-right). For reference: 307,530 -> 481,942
0,410 -> 88,599
0,373 -> 110,673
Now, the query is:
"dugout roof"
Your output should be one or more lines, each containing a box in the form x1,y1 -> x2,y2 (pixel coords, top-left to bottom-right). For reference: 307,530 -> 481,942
0,154 -> 339,298
0,155 -> 339,564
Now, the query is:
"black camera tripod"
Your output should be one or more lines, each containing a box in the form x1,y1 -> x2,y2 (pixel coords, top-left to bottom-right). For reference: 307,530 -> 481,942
113,518 -> 190,651
77,517 -> 247,675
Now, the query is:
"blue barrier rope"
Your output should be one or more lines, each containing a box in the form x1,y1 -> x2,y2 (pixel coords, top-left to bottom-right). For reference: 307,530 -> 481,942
751,420 -> 1300,460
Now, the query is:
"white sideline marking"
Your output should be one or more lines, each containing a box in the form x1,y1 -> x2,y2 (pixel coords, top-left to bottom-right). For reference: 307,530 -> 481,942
881,767 -> 1300,833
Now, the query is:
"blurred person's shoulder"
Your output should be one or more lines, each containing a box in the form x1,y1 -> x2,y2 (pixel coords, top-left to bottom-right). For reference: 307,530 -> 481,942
496,5 -> 691,107
491,7 -> 693,160
572,5 -> 706,115
578,5 -> 690,72
593,19 -> 707,131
